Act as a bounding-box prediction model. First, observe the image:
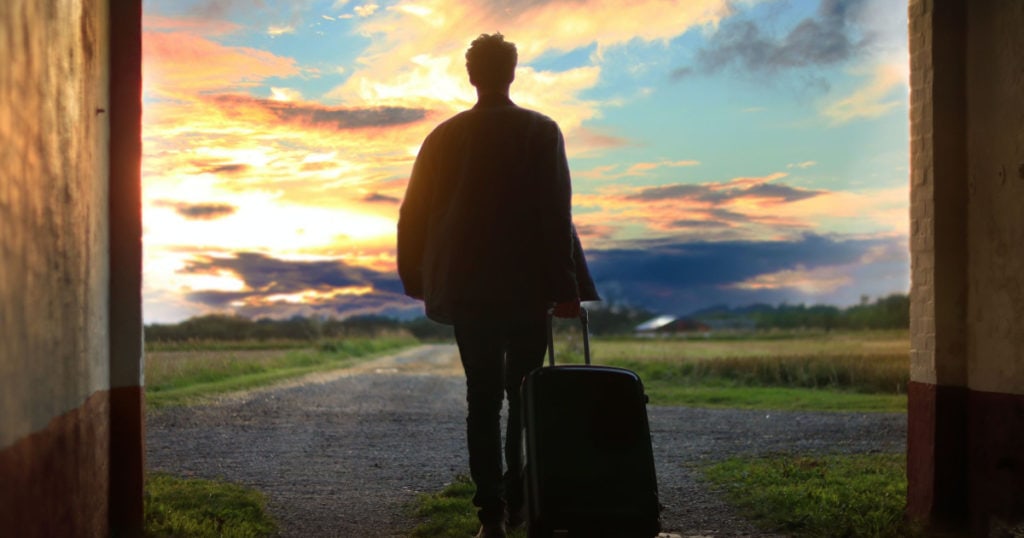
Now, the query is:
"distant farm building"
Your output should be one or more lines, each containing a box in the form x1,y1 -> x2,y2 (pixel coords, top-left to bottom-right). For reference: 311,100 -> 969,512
635,316 -> 710,336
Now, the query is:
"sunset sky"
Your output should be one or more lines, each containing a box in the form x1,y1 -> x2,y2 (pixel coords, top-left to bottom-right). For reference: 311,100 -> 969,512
141,0 -> 910,323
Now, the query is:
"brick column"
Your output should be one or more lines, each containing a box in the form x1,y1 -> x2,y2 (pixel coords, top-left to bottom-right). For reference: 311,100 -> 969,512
906,0 -> 969,532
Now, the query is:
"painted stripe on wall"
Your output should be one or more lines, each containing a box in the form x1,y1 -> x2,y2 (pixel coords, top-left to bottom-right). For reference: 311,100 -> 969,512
0,391 -> 110,537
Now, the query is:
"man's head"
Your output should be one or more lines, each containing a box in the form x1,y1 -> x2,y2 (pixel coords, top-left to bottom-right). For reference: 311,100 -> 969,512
465,33 -> 517,91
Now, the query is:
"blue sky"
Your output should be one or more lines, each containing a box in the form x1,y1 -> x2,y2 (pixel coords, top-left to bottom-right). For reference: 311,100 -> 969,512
141,0 -> 910,322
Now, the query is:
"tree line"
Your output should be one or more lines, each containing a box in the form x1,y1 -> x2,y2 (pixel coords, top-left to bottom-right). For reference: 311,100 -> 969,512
144,293 -> 909,343
692,293 -> 910,331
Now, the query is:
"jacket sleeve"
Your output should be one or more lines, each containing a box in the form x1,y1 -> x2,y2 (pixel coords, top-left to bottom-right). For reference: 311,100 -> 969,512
397,136 -> 432,300
538,122 -> 580,303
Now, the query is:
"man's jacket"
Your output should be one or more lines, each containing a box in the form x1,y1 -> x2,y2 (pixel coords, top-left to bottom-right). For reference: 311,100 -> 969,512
397,95 -> 599,324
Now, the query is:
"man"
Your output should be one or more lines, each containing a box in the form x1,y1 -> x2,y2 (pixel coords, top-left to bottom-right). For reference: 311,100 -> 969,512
397,33 -> 599,538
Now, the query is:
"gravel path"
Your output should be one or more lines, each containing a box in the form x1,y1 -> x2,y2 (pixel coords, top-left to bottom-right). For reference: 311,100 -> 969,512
146,345 -> 906,538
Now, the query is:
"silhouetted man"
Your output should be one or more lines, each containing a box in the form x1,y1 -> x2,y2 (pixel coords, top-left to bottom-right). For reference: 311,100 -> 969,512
397,33 -> 599,538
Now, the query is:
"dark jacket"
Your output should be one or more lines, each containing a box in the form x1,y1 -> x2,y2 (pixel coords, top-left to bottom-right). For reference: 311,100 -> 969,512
397,95 -> 599,324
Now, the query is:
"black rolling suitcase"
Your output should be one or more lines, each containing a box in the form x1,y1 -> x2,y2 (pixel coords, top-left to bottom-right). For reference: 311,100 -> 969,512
521,308 -> 661,538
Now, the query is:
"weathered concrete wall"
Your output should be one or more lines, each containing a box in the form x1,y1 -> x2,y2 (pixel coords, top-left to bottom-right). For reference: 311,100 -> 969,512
965,0 -> 1024,397
964,1 -> 1024,535
0,0 -> 111,535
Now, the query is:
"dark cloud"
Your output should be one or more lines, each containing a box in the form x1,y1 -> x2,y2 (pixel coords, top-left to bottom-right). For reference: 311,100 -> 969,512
627,184 -> 706,201
740,183 -> 824,202
178,234 -> 908,321
153,200 -> 237,220
211,94 -> 427,130
363,192 -> 401,204
625,181 -> 824,204
181,252 -> 420,319
192,162 -> 249,175
671,219 -> 731,229
586,234 -> 908,314
672,0 -> 871,81
182,252 -> 400,294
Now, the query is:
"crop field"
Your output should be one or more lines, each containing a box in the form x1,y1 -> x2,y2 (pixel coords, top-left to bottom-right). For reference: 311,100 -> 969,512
552,330 -> 910,412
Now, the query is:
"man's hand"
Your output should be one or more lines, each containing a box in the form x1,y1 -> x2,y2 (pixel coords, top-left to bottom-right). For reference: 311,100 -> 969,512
552,299 -> 581,318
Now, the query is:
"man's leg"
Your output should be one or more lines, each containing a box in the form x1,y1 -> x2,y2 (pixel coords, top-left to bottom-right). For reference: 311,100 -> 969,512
502,317 -> 547,519
454,321 -> 507,527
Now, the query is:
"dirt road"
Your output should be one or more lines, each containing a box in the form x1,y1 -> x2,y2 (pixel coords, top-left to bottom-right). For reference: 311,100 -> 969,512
146,345 -> 906,537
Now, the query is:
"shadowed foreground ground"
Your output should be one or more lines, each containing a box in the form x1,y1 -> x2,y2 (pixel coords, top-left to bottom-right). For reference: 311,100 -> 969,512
146,345 -> 906,537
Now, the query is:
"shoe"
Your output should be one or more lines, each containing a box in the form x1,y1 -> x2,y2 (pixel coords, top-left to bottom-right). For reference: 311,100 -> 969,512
505,505 -> 526,530
475,522 -> 507,538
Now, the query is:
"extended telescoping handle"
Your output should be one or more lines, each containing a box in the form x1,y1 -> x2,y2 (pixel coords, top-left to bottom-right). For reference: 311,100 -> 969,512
546,306 -> 591,367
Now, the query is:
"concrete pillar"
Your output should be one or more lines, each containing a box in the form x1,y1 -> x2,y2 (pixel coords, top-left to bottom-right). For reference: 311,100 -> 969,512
908,0 -> 1024,534
108,1 -> 145,535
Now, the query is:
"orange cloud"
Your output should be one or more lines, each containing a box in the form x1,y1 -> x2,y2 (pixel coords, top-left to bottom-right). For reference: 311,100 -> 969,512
327,0 -> 735,138
822,55 -> 909,124
571,171 -> 905,248
144,31 -> 300,97
579,159 -> 701,180
726,264 -> 853,293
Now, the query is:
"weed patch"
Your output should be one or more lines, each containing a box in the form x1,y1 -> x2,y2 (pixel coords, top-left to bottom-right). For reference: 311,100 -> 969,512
145,473 -> 276,537
410,475 -> 526,538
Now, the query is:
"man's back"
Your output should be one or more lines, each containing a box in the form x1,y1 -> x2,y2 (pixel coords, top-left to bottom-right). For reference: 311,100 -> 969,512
398,95 -> 580,323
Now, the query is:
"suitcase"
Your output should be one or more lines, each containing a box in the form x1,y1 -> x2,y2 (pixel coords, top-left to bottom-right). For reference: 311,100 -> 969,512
521,308 -> 661,538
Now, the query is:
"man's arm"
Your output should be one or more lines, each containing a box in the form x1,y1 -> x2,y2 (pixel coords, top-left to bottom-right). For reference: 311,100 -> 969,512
537,120 -> 580,315
397,137 -> 432,300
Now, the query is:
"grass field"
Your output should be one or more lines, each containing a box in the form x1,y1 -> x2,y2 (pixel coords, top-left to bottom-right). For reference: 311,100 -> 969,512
145,337 -> 416,408
549,330 -> 910,412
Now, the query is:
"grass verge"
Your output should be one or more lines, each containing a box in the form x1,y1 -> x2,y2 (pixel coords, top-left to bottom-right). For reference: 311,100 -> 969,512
410,475 -> 526,538
702,453 -> 917,537
643,382 -> 906,412
145,472 -> 276,538
146,337 -> 416,408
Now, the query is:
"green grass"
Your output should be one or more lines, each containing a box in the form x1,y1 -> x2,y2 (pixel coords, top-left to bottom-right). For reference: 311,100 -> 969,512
702,453 -> 918,537
145,472 -> 276,537
146,337 -> 416,408
410,475 -> 526,538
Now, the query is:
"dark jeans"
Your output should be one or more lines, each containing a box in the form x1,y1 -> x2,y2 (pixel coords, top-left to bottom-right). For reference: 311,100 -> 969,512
454,316 -> 547,526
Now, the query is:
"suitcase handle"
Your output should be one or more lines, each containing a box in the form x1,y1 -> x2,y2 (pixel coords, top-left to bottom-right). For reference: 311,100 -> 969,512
546,306 -> 591,367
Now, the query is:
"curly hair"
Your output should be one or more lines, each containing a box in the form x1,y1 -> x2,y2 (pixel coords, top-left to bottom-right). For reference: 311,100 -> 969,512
465,33 -> 518,89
